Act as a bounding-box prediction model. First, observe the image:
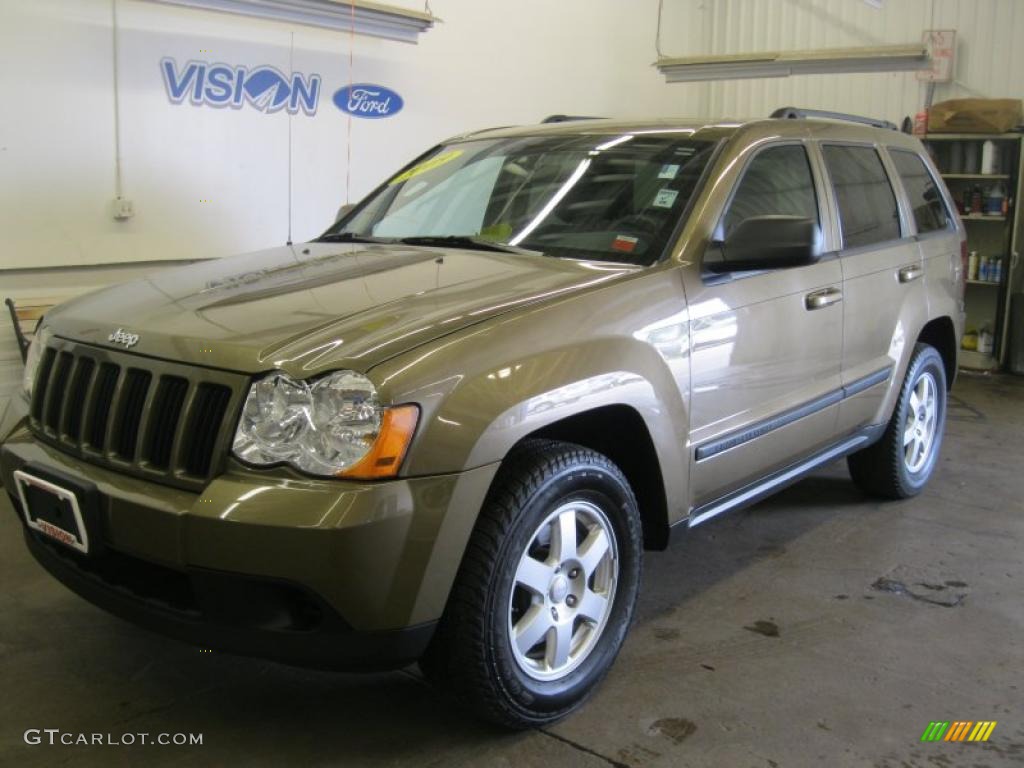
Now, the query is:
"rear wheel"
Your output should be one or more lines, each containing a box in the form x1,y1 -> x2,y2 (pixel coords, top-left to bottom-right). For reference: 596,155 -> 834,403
420,439 -> 642,728
848,343 -> 947,498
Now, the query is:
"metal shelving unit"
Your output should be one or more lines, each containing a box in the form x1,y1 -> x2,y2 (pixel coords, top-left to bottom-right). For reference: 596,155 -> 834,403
925,133 -> 1023,371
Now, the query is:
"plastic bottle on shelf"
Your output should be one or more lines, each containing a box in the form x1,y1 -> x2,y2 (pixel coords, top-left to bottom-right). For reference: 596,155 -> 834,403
968,250 -> 979,280
949,141 -> 963,173
981,140 -> 999,175
965,141 -> 980,173
992,256 -> 1003,284
979,256 -> 990,282
978,325 -> 994,356
986,183 -> 1005,215
971,184 -> 983,213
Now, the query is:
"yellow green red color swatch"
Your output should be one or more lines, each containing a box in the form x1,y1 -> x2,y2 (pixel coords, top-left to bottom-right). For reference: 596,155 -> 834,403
920,721 -> 997,742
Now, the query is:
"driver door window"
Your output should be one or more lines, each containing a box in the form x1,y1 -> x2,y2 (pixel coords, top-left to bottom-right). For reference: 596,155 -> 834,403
721,144 -> 820,241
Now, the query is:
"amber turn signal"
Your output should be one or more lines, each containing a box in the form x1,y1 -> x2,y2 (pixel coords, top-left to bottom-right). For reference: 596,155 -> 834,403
338,404 -> 420,480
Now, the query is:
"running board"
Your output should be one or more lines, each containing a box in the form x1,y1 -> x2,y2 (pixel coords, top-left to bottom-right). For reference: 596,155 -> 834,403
685,427 -> 882,529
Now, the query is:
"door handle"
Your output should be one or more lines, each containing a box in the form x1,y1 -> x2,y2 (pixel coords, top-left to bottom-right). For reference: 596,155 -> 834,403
805,287 -> 842,310
898,264 -> 923,283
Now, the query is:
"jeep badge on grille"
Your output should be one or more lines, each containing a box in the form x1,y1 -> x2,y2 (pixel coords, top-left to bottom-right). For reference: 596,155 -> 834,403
108,328 -> 140,348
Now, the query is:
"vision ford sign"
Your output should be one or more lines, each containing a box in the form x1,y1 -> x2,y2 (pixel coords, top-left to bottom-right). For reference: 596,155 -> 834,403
332,84 -> 404,119
161,58 -> 321,116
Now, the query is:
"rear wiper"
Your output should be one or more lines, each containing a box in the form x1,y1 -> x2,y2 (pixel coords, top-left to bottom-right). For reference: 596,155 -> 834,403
316,232 -> 396,244
395,235 -> 542,256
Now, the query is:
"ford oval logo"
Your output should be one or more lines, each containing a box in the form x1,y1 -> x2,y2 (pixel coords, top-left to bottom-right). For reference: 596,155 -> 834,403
332,83 -> 403,119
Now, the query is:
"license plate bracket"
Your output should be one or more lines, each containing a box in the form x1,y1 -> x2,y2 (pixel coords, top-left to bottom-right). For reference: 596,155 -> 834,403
13,464 -> 101,555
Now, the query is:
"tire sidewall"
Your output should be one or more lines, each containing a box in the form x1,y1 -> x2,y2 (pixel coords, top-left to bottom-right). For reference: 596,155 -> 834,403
895,347 -> 947,493
485,462 -> 641,720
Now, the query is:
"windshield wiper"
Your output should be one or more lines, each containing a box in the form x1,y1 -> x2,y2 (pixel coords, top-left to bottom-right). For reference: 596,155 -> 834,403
395,235 -> 542,256
316,232 -> 396,244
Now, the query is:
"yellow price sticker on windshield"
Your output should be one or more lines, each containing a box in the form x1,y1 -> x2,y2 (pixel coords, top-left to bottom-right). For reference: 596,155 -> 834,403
388,150 -> 464,186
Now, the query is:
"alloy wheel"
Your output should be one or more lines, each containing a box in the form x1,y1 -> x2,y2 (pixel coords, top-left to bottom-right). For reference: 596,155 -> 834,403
507,499 -> 619,681
903,370 -> 938,474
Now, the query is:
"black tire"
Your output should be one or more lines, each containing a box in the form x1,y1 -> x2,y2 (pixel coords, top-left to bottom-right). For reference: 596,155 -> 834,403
419,439 -> 642,729
847,343 -> 947,499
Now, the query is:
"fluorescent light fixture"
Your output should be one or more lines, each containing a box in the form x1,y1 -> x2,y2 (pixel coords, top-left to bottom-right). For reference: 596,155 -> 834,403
656,44 -> 928,82
148,0 -> 436,43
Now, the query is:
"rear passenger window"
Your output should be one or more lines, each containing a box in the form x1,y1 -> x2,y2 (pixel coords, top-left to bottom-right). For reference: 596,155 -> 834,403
822,145 -> 901,249
889,149 -> 951,234
723,144 -> 819,237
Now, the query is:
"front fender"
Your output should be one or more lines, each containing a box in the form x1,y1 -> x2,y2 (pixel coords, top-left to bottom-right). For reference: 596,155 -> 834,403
370,266 -> 691,524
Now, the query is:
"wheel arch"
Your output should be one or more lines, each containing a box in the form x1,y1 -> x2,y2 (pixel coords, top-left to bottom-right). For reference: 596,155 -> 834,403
509,404 -> 671,551
916,315 -> 957,389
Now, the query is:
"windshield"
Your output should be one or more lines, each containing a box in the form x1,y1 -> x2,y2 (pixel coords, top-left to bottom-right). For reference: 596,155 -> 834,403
323,133 -> 717,266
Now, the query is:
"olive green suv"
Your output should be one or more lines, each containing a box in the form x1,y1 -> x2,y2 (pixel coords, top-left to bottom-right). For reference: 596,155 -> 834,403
1,111 -> 963,728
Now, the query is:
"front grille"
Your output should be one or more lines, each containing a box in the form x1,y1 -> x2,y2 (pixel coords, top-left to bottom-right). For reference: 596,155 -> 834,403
28,338 -> 246,491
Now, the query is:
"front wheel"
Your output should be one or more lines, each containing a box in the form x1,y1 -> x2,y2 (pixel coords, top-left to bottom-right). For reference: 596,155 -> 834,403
420,439 -> 642,728
848,343 -> 948,498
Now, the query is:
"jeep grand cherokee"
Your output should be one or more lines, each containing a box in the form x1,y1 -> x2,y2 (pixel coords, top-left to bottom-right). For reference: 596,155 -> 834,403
1,112 -> 964,728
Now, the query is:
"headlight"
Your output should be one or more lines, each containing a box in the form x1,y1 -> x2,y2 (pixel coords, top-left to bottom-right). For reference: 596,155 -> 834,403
22,325 -> 53,400
231,370 -> 418,479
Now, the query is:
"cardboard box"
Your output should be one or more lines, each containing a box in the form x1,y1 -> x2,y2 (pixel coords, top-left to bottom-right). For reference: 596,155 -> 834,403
927,98 -> 1023,134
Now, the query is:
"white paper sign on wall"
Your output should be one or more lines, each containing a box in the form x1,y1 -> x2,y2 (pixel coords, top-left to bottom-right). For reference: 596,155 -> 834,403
917,30 -> 956,83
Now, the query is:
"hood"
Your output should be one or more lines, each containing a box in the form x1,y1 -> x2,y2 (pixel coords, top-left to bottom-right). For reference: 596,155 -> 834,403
46,243 -> 635,376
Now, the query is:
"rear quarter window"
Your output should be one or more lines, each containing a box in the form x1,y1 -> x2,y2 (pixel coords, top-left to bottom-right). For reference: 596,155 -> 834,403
889,149 -> 952,234
822,144 -> 902,249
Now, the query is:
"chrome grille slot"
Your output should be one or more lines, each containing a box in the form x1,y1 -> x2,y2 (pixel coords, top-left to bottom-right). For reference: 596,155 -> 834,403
27,338 -> 246,491
182,383 -> 233,477
143,376 -> 188,470
43,350 -> 74,432
113,368 -> 152,460
29,347 -> 57,422
64,356 -> 95,442
88,363 -> 120,451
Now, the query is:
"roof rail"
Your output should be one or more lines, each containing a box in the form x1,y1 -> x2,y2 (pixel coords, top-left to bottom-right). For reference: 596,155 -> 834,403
541,114 -> 605,124
770,106 -> 898,131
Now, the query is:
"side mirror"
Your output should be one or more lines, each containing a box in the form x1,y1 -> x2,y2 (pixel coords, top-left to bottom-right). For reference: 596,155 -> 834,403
335,203 -> 355,223
705,215 -> 818,273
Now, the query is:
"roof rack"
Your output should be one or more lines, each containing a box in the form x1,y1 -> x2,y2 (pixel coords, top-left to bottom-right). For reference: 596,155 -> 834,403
770,106 -> 897,131
541,114 -> 605,124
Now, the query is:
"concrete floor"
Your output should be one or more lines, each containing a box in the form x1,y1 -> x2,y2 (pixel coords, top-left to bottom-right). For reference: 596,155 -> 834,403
1,373 -> 1022,767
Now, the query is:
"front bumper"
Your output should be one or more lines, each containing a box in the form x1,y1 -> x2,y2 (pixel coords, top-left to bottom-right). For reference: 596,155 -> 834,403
1,419 -> 498,670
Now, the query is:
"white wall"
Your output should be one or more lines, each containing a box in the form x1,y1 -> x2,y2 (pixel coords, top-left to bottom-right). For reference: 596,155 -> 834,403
0,0 -> 682,273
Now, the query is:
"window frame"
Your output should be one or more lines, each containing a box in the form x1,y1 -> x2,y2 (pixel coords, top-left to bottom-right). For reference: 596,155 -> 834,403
818,140 -> 913,254
884,146 -> 956,240
705,139 -> 830,278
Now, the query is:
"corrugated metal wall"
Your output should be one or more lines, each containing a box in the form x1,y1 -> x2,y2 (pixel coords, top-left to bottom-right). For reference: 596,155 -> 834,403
660,0 -> 1024,123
